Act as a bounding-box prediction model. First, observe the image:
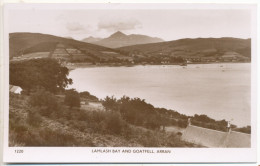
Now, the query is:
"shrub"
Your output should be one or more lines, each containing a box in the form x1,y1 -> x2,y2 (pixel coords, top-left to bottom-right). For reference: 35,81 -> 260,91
77,110 -> 89,121
233,126 -> 251,134
177,132 -> 182,136
29,89 -> 59,116
27,110 -> 42,127
102,96 -> 118,111
71,121 -> 87,132
92,111 -> 110,122
121,125 -> 134,140
80,91 -> 99,101
9,122 -> 30,146
145,115 -> 161,129
64,89 -> 80,108
177,119 -> 187,128
10,123 -> 28,133
139,131 -> 160,147
104,112 -> 126,135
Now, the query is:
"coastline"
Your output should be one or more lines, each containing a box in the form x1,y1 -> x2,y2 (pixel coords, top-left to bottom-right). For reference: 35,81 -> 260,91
66,61 -> 251,71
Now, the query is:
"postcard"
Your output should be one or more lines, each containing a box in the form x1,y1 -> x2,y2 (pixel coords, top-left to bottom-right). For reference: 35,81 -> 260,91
2,2 -> 257,163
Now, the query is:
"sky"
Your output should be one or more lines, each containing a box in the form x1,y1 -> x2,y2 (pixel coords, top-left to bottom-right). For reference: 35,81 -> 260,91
7,8 -> 252,41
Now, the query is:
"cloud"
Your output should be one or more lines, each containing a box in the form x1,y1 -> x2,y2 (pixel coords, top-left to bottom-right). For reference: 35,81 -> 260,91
98,18 -> 142,32
66,22 -> 86,31
65,22 -> 94,35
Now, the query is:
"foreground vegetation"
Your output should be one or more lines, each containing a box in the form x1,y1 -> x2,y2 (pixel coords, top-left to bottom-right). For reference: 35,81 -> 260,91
9,92 -> 196,147
101,96 -> 251,134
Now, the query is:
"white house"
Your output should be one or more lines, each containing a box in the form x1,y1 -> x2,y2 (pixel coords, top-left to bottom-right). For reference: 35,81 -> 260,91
9,85 -> 22,94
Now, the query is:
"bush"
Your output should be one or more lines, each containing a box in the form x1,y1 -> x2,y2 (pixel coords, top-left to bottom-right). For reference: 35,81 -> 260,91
233,126 -> 251,134
10,123 -> 28,133
29,89 -> 59,116
71,121 -> 87,132
140,131 -> 160,147
64,89 -> 80,108
145,114 -> 161,129
39,128 -> 79,146
89,111 -> 106,123
83,110 -> 127,135
27,110 -> 42,127
80,91 -> 99,101
177,119 -> 187,128
77,110 -> 89,121
104,112 -> 126,135
102,96 -> 118,111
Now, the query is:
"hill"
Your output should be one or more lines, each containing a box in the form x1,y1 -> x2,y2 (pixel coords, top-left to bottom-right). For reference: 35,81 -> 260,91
10,33 -> 251,64
9,90 -> 197,147
9,32 -> 128,62
82,36 -> 102,43
117,37 -> 251,62
87,31 -> 164,48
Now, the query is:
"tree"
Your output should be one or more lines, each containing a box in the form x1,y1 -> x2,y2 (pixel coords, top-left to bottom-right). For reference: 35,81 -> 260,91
10,58 -> 72,93
102,96 -> 118,111
79,91 -> 98,101
64,89 -> 80,108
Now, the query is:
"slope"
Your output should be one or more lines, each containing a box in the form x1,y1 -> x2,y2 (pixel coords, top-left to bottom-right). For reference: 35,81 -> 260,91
118,37 -> 251,59
9,32 -> 123,59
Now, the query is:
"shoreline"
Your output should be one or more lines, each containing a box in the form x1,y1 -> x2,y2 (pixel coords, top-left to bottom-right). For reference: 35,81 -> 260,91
66,61 -> 251,71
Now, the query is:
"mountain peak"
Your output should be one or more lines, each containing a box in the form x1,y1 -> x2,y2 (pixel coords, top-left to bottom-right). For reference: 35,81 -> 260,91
86,31 -> 164,48
109,31 -> 127,38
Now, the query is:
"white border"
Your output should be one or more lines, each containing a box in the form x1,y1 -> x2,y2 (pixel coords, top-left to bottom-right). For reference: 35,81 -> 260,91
2,3 -> 258,163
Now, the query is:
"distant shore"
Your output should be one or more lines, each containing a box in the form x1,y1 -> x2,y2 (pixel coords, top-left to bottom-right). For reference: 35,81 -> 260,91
66,61 -> 250,71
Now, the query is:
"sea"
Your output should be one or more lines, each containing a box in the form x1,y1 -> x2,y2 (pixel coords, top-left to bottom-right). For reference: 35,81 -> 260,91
68,63 -> 251,127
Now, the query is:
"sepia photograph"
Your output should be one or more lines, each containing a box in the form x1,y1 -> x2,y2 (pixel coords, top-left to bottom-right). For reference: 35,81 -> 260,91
3,2 -> 257,163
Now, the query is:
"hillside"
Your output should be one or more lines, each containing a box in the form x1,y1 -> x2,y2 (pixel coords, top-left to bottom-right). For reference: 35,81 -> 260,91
9,33 -> 128,62
82,36 -> 102,43
9,91 -> 197,147
86,31 -> 164,48
117,37 -> 251,62
10,33 -> 251,64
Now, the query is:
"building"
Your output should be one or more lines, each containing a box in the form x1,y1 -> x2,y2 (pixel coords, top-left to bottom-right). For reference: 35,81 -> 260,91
9,85 -> 22,94
184,56 -> 201,62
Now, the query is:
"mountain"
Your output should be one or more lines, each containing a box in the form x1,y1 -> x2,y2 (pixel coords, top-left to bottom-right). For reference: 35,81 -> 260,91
89,31 -> 164,48
9,33 -> 127,61
117,37 -> 251,59
108,31 -> 128,39
82,36 -> 102,43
